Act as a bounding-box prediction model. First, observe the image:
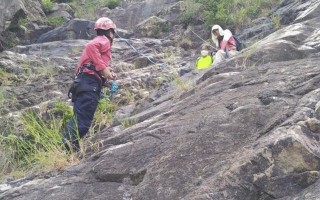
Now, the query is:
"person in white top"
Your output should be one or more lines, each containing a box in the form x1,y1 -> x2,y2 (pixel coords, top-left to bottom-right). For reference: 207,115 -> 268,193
211,24 -> 238,65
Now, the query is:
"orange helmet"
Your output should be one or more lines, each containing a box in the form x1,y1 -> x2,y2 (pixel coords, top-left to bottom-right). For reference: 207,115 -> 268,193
94,17 -> 116,31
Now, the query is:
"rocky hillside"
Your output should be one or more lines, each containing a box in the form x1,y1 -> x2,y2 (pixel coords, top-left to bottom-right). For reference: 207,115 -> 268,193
1,0 -> 320,199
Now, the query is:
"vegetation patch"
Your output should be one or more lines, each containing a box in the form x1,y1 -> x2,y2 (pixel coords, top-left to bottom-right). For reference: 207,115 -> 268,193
184,0 -> 282,29
121,117 -> 138,129
0,88 -> 4,106
90,98 -> 116,134
0,101 -> 76,181
41,0 -> 54,14
70,0 -> 121,19
0,69 -> 11,86
48,16 -> 66,27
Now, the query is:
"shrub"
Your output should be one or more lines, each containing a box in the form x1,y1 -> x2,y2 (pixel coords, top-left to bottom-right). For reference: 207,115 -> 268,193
272,14 -> 282,29
48,16 -> 66,27
70,0 -> 120,19
90,98 -> 116,133
41,0 -> 54,14
103,0 -> 121,9
0,109 -> 77,180
180,0 -> 203,27
51,100 -> 73,129
121,117 -> 138,129
0,88 -> 4,106
194,0 -> 282,30
0,69 -> 10,86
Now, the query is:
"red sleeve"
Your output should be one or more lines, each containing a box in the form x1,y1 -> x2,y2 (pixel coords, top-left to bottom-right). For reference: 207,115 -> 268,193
85,42 -> 107,71
220,41 -> 228,51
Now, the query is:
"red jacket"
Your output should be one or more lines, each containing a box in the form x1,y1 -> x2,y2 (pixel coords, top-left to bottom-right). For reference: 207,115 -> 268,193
76,35 -> 111,80
220,35 -> 236,51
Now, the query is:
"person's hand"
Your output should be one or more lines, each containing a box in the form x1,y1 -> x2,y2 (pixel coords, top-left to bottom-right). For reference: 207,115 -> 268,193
102,67 -> 117,80
110,71 -> 117,80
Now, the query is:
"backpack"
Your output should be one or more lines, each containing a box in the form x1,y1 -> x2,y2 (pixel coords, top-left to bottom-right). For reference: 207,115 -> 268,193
234,36 -> 245,51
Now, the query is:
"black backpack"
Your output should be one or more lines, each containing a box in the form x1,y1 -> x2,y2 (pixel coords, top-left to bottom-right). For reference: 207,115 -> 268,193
234,36 -> 245,51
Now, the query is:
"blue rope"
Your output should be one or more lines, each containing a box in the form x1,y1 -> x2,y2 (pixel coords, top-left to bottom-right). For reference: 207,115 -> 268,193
110,81 -> 118,94
115,32 -> 168,68
100,81 -> 119,101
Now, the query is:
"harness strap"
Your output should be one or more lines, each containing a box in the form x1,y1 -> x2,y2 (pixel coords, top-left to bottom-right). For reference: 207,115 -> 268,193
77,63 -> 106,86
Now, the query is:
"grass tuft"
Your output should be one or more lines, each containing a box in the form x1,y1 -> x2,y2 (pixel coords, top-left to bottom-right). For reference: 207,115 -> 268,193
0,106 -> 79,181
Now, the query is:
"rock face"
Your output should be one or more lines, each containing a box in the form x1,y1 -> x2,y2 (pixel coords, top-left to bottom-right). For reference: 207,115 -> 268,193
1,0 -> 320,200
98,0 -> 180,30
0,0 -> 47,50
136,16 -> 170,38
0,0 -> 45,33
36,19 -> 95,43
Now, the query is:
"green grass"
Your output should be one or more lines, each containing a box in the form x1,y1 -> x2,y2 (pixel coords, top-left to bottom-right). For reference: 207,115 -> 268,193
173,76 -> 193,92
121,117 -> 138,129
90,98 -> 116,134
41,0 -> 54,14
0,88 -> 4,106
48,16 -> 66,27
272,14 -> 282,29
70,0 -> 121,20
51,100 -> 73,129
0,69 -> 11,86
18,18 -> 27,27
180,0 -> 203,27
104,0 -> 121,9
184,0 -> 282,30
0,98 -> 117,182
0,104 -> 79,181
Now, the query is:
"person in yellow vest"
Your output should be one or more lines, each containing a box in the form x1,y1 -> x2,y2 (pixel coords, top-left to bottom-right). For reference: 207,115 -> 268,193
195,44 -> 214,70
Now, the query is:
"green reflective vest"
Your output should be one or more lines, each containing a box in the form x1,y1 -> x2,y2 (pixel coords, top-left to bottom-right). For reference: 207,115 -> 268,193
195,55 -> 214,70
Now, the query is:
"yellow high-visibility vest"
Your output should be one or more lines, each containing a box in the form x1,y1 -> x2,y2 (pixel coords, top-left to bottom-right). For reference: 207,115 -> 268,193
195,55 -> 214,70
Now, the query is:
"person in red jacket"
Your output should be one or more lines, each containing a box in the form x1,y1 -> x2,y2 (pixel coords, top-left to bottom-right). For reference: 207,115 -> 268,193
211,24 -> 238,65
63,17 -> 117,152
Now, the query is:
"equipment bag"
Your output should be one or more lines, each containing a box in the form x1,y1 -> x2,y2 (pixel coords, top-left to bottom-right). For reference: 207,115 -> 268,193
234,36 -> 245,51
68,77 -> 99,102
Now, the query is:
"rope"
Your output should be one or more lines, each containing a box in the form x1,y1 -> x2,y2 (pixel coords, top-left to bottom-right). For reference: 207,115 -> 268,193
100,80 -> 119,101
115,32 -> 168,68
189,29 -> 218,51
101,32 -> 171,101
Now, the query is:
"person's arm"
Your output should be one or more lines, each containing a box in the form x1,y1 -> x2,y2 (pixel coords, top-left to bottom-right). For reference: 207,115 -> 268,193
220,30 -> 233,51
85,42 -> 109,71
85,40 -> 116,80
101,67 -> 116,80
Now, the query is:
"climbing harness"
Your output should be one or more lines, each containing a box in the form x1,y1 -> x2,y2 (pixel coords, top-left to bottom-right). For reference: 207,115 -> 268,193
115,32 -> 168,69
77,63 -> 106,86
69,62 -> 119,102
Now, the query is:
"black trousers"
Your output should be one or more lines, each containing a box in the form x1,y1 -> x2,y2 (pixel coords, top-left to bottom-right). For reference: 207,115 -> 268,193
63,74 -> 101,151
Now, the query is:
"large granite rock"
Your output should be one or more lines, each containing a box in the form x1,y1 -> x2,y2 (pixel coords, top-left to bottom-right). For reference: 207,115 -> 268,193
36,19 -> 95,43
0,0 -> 45,33
0,0 -> 47,50
135,16 -> 170,38
1,0 -> 320,200
98,0 -> 180,30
